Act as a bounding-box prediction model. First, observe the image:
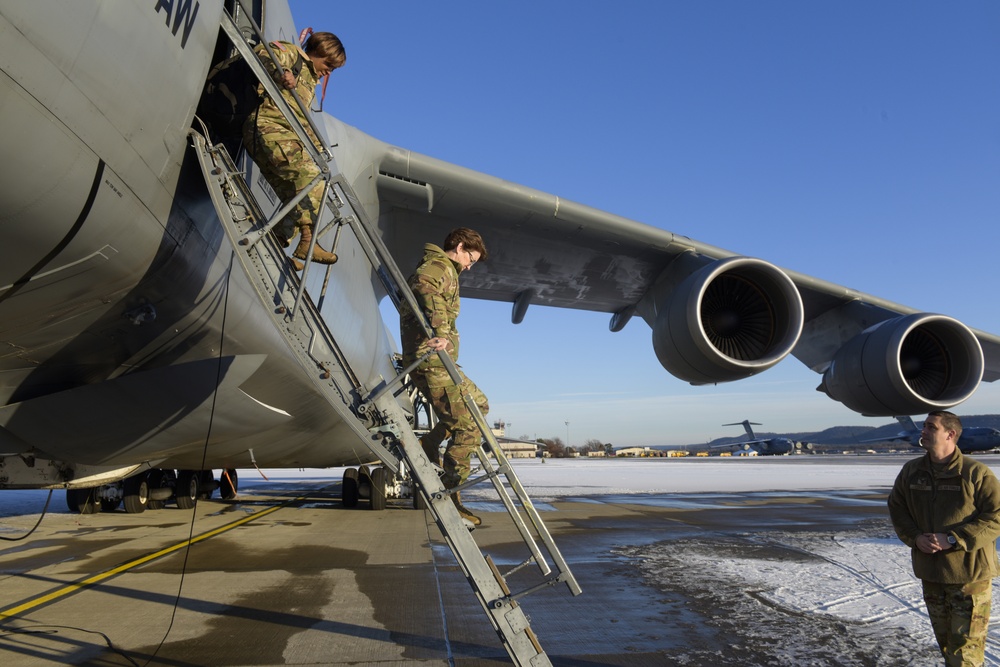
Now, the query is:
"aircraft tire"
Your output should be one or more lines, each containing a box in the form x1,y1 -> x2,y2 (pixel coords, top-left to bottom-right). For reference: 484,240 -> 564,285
101,497 -> 121,512
147,469 -> 170,510
67,487 -> 100,514
369,466 -> 387,511
176,470 -> 200,510
342,468 -> 359,508
220,469 -> 238,500
123,474 -> 149,514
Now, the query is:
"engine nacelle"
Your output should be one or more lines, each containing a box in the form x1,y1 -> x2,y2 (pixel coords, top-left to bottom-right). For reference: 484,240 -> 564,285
652,257 -> 804,384
819,314 -> 984,416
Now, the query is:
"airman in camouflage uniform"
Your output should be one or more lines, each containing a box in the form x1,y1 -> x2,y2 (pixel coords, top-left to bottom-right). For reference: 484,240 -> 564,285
888,411 -> 1000,666
243,32 -> 345,266
401,228 -> 489,525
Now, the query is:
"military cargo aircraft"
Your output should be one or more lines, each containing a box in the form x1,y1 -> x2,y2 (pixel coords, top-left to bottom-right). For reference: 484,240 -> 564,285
717,421 -> 809,456
2,0 -> 999,513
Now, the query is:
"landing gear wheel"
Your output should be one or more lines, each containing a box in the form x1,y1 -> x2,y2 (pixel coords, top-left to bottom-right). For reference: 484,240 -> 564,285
123,474 -> 149,514
220,469 -> 238,500
67,487 -> 100,514
342,468 -> 359,508
369,466 -> 387,511
176,470 -> 200,509
101,496 -> 121,512
147,469 -> 171,510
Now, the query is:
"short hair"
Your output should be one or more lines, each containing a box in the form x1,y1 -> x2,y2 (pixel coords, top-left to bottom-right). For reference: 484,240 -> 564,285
927,410 -> 963,439
305,32 -> 346,69
443,228 -> 488,261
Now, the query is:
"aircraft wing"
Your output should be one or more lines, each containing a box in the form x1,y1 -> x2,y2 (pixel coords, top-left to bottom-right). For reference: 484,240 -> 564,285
858,433 -> 914,445
709,440 -> 759,450
362,139 -> 1000,417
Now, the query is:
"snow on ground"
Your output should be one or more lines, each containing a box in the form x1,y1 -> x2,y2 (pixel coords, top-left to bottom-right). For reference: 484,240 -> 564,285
484,457 -> 1000,665
495,456 -> 1000,666
488,455 -> 907,495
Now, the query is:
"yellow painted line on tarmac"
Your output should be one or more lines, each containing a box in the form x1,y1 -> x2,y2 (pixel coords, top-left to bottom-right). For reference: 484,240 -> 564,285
0,492 -> 313,619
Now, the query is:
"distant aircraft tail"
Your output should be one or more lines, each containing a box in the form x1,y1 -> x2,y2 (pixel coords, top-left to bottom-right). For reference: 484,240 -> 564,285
892,416 -> 923,449
723,420 -> 762,439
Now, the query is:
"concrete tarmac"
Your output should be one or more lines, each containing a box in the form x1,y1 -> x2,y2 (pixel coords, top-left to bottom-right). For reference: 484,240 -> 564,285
0,475 -> 895,666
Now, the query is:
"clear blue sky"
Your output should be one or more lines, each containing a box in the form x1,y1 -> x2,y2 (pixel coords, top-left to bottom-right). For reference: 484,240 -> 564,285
290,1 -> 1000,447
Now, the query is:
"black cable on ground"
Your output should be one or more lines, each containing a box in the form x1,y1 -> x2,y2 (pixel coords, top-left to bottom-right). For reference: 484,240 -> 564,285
0,490 -> 52,542
0,625 -> 140,667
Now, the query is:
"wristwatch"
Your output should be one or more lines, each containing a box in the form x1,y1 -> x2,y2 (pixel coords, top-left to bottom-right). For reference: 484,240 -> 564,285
947,534 -> 958,547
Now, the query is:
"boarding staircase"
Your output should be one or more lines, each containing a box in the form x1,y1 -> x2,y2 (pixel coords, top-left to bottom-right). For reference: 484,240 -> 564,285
188,6 -> 580,665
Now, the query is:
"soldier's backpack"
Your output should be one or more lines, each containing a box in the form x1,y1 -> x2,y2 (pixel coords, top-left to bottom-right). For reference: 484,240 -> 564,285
197,48 -> 304,141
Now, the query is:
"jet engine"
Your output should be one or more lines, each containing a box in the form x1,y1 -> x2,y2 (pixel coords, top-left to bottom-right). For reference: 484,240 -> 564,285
652,257 -> 804,384
818,314 -> 984,416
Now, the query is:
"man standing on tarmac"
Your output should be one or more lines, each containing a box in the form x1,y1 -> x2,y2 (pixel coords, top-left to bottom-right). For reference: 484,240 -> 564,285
888,410 -> 1000,666
401,228 -> 489,526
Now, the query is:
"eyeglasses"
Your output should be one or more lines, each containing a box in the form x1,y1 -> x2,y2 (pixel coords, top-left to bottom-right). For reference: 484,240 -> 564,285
465,249 -> 479,267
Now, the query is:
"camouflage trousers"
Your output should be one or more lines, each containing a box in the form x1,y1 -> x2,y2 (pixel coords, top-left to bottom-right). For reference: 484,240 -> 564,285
243,119 -> 324,239
412,365 -> 488,488
922,578 -> 993,666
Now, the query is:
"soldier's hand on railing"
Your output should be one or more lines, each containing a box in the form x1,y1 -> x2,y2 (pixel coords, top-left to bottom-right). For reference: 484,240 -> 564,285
279,69 -> 296,89
427,337 -> 450,351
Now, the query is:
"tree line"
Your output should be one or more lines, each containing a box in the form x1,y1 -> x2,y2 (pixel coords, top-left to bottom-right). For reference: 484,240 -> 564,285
521,436 -> 614,458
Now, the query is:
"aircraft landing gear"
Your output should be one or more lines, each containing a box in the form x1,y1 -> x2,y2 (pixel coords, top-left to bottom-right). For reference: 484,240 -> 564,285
340,464 -> 413,511
220,469 -> 238,500
66,487 -> 101,514
122,474 -> 150,514
369,466 -> 387,511
63,468 -> 239,514
175,470 -> 200,509
341,468 -> 359,508
146,469 -> 174,510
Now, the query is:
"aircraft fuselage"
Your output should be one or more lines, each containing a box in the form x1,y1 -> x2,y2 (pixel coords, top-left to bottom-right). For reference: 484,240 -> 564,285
0,1 -> 397,480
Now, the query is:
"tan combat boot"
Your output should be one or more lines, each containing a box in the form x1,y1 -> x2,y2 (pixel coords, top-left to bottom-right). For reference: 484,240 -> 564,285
452,491 -> 481,526
293,224 -> 338,265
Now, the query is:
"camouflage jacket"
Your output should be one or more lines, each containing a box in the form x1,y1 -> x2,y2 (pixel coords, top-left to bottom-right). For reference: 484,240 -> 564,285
888,449 -> 1000,584
250,41 -> 320,144
400,244 -> 462,369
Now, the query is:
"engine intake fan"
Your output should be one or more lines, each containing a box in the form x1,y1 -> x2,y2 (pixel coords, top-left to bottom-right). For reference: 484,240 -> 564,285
819,313 -> 984,416
652,257 -> 804,384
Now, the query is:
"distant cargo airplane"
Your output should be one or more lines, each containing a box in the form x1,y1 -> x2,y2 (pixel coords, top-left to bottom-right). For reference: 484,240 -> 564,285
867,416 -> 1000,453
1,0 -> 1000,513
716,421 -> 809,456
